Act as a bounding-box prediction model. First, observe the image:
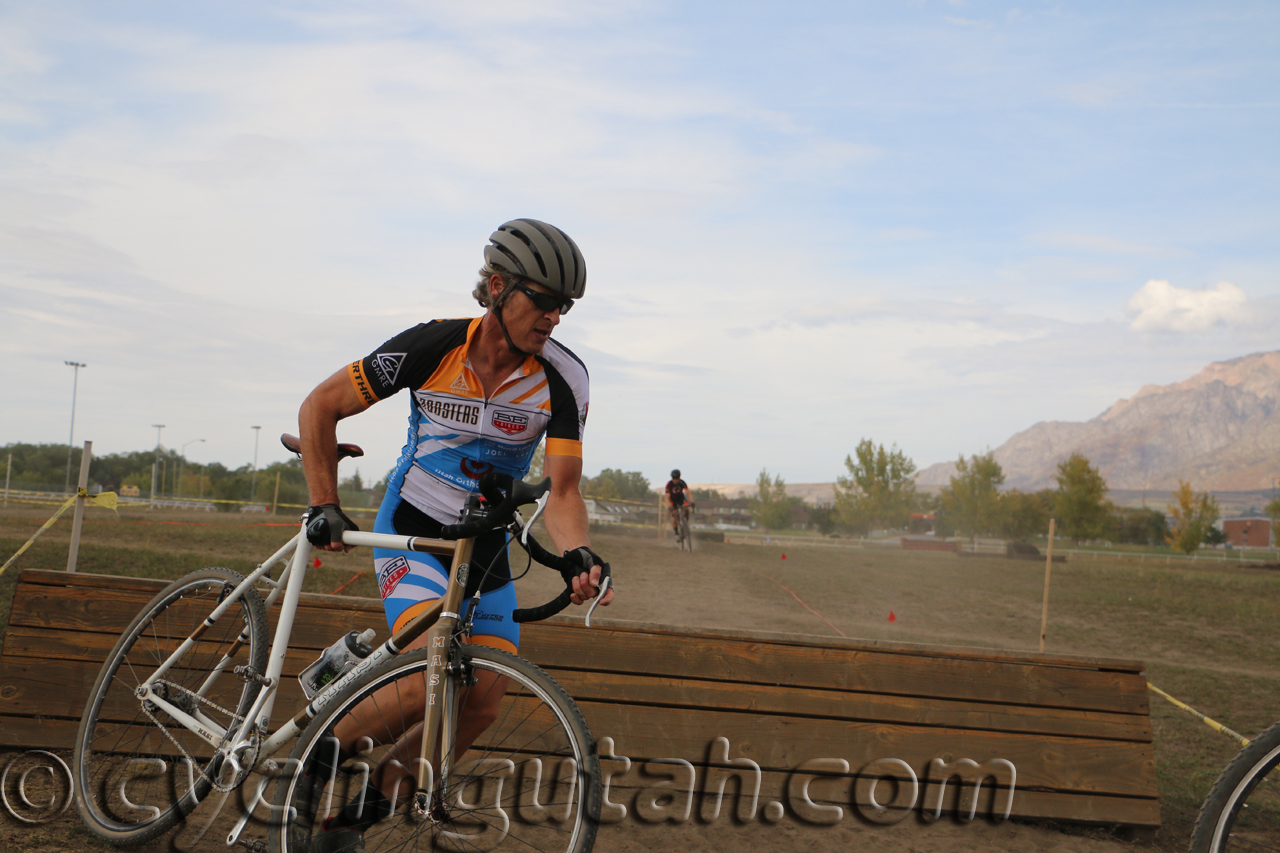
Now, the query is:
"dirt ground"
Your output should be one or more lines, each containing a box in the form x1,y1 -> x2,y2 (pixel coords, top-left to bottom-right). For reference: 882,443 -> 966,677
3,511 -> 1277,852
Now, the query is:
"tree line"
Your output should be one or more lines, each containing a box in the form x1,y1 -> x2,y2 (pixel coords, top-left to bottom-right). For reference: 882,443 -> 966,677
1,442 -> 378,511
750,438 -> 1251,554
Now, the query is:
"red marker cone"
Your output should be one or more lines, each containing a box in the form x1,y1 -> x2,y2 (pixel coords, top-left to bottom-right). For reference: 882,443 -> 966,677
781,553 -> 787,560
313,557 -> 323,568
888,611 -> 896,622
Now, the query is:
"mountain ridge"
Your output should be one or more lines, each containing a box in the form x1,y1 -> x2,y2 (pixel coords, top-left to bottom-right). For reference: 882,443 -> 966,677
917,350 -> 1280,491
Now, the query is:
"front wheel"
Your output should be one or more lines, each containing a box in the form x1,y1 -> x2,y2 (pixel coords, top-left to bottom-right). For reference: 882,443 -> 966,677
272,644 -> 601,853
74,567 -> 269,846
1190,720 -> 1280,851
679,511 -> 693,552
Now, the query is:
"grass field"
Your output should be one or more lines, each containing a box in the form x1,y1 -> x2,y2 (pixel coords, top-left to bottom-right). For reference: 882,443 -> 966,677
1,503 -> 1277,851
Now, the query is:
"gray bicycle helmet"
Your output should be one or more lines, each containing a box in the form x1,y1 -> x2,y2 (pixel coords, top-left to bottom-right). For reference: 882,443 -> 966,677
484,219 -> 586,298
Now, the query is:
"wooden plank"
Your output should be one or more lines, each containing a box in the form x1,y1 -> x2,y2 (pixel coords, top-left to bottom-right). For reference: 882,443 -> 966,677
543,671 -> 1152,743
599,764 -> 1160,827
1,625 -> 329,681
520,625 -> 1151,716
539,614 -> 1147,672
16,569 -> 383,615
7,583 -> 385,652
0,658 -> 308,727
576,702 -> 1157,798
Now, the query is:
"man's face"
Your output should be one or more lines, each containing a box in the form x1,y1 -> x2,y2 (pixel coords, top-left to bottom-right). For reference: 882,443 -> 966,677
495,276 -> 564,354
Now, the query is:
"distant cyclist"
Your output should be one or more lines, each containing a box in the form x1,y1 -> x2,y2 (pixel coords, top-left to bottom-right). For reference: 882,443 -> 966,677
664,469 -> 694,535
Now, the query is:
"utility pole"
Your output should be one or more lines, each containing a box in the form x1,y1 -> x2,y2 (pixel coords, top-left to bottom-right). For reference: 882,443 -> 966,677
150,424 -> 165,508
250,425 -> 262,505
179,438 -> 205,498
64,361 -> 87,493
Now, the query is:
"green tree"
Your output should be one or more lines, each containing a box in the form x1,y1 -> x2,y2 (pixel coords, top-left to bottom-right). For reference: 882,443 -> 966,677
1166,480 -> 1219,554
751,469 -> 797,530
833,440 -> 918,533
581,469 -> 653,501
1111,506 -> 1168,546
998,488 -> 1053,541
1055,453 -> 1112,543
691,487 -> 721,502
939,452 -> 1005,540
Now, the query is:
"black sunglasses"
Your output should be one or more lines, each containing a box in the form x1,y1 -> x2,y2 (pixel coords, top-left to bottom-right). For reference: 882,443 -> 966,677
512,281 -> 573,315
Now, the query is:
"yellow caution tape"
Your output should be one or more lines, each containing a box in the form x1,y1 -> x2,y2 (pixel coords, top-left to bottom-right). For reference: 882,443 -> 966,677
0,489 -> 118,579
1148,682 -> 1250,746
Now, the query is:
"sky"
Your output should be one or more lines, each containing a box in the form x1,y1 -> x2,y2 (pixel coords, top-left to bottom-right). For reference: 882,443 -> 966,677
2,1 -> 1278,490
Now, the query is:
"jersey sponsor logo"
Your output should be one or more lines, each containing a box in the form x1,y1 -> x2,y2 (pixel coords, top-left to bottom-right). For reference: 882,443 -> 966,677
492,410 -> 528,436
351,361 -> 376,405
460,459 -> 494,479
418,395 -> 481,425
378,555 -> 411,598
580,401 -> 589,429
450,373 -> 471,392
372,352 -> 406,387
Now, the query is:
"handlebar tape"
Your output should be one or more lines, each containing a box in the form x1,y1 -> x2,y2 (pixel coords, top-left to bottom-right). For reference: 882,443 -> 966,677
513,539 -> 612,623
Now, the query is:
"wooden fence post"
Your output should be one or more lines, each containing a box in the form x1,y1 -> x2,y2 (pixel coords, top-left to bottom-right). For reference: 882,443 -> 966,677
3,452 -> 10,507
67,441 -> 93,573
272,470 -> 281,516
1039,517 -> 1056,652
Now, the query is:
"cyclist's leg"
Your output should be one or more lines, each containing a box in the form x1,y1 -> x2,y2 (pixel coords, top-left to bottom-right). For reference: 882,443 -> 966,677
359,582 -> 521,806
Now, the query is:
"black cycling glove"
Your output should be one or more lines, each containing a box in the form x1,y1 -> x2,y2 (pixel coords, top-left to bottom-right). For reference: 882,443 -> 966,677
564,546 -> 613,592
305,504 -> 359,547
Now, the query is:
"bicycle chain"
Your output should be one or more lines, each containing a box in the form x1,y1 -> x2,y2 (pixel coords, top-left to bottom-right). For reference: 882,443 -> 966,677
138,679 -> 249,790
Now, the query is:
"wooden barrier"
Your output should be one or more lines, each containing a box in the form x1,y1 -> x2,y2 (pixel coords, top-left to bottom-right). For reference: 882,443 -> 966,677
0,569 -> 1157,830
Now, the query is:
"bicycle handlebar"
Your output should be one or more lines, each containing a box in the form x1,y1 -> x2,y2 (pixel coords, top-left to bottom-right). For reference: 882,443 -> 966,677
435,472 -> 611,624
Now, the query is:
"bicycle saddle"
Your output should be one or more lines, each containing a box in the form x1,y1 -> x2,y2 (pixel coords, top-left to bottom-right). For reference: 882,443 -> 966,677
279,433 -> 364,460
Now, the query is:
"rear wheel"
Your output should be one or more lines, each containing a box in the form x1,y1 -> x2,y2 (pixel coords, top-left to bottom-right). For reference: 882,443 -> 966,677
1191,720 -> 1280,851
74,568 -> 268,845
273,644 -> 601,853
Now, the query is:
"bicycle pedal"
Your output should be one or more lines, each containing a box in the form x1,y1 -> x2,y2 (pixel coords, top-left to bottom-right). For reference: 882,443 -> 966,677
236,838 -> 268,853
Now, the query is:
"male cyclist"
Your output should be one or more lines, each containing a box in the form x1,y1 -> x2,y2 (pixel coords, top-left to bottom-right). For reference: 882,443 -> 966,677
664,469 -> 694,536
296,219 -> 613,850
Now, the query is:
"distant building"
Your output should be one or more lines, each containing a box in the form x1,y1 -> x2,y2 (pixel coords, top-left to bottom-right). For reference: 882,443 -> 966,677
908,512 -> 936,534
1222,517 -> 1273,548
696,498 -> 755,530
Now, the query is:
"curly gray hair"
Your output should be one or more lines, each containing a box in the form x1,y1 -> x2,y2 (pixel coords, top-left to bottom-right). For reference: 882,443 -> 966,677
472,264 -> 523,309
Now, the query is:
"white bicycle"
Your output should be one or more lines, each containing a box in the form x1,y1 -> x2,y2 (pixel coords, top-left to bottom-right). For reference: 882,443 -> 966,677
73,434 -> 609,853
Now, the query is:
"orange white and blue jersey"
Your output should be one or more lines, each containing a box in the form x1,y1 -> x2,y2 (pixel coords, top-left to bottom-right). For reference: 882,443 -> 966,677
348,317 -> 589,649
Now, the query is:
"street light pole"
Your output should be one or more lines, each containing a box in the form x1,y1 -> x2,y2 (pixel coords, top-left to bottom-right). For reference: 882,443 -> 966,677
179,438 -> 205,498
64,361 -> 87,493
250,425 -> 262,504
150,424 -> 165,508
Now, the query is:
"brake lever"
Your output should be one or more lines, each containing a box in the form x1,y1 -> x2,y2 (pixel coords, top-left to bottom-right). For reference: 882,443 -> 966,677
521,490 -> 552,546
584,575 -> 610,628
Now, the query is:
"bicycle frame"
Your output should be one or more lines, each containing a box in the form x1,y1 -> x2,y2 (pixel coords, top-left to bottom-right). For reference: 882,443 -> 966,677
132,518 -> 474,834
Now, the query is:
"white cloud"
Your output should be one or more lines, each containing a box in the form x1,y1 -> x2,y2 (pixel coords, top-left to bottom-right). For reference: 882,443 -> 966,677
1128,280 -> 1248,333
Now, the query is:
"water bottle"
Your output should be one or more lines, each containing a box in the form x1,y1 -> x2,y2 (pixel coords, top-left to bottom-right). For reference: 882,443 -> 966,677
299,628 -> 376,699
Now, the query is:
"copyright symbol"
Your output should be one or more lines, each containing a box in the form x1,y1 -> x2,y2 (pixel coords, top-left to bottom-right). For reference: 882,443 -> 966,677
1,750 -> 75,824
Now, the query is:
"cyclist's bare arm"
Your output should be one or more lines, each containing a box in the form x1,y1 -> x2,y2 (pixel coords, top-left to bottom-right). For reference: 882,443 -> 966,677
544,453 -> 615,608
298,367 -> 367,551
